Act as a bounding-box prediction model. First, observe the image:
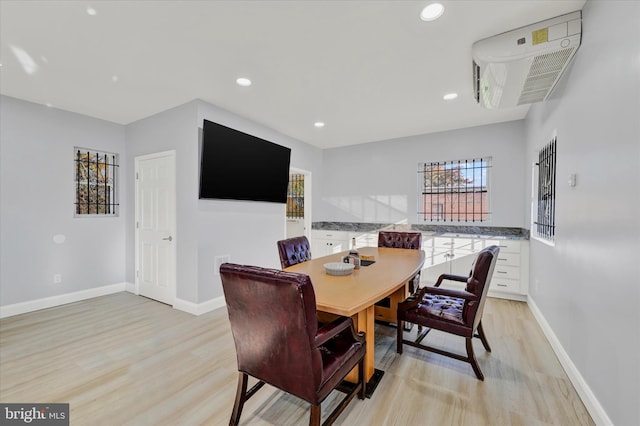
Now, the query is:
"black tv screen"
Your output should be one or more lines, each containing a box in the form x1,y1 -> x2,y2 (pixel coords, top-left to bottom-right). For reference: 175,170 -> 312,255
199,119 -> 291,203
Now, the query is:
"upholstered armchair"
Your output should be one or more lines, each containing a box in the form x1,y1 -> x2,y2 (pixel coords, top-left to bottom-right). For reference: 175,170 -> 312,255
220,263 -> 366,425
396,245 -> 499,380
277,235 -> 312,269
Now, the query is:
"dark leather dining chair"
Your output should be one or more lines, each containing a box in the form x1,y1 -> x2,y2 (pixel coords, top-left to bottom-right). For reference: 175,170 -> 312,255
377,231 -> 422,293
396,245 -> 499,380
277,235 -> 312,269
220,263 -> 366,426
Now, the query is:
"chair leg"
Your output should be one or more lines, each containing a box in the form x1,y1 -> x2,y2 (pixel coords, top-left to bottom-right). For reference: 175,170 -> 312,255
396,319 -> 404,354
309,404 -> 321,426
465,338 -> 484,381
230,372 -> 249,426
476,321 -> 492,352
358,355 -> 366,400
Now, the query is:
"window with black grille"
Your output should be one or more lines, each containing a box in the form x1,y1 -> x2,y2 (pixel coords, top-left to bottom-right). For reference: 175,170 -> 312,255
417,158 -> 491,222
534,137 -> 556,240
286,173 -> 304,219
75,148 -> 119,216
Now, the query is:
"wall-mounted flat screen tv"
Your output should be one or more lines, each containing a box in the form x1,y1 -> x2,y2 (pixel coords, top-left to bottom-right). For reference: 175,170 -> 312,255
199,119 -> 291,203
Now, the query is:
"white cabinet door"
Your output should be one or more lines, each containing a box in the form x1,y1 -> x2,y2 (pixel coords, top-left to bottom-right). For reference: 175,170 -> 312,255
311,231 -> 349,257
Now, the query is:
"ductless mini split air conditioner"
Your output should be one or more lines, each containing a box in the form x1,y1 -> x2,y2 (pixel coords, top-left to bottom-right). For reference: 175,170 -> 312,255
472,10 -> 582,109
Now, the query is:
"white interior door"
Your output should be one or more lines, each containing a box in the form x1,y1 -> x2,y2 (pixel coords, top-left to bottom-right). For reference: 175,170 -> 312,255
135,151 -> 176,305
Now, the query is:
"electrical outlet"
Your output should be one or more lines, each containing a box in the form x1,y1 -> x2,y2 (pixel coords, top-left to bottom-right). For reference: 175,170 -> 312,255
215,255 -> 231,275
53,274 -> 62,284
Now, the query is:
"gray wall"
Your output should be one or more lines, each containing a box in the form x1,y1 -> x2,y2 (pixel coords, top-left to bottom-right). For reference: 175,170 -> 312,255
125,99 -> 323,304
524,1 -> 640,424
317,120 -> 526,228
0,96 -> 127,305
195,101 -> 323,302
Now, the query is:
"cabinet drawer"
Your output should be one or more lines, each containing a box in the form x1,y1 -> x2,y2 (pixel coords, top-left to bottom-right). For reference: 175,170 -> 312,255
493,265 -> 519,280
312,230 -> 349,240
489,240 -> 521,253
491,278 -> 520,293
496,252 -> 520,266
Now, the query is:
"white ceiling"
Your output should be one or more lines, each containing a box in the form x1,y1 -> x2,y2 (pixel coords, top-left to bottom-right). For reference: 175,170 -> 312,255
0,0 -> 586,149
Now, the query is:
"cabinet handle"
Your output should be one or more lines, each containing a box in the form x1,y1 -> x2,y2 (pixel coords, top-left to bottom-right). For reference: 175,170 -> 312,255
496,284 -> 507,287
496,271 -> 507,274
498,258 -> 508,261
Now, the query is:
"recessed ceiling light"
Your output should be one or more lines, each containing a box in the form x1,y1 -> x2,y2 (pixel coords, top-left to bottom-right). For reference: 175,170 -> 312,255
236,77 -> 252,87
420,3 -> 444,21
112,75 -> 119,82
86,6 -> 97,16
314,122 -> 325,128
443,93 -> 458,100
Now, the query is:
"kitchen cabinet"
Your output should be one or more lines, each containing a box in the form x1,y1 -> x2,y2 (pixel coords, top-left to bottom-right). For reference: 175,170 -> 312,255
310,230 -> 350,257
482,239 -> 529,301
420,235 -> 528,302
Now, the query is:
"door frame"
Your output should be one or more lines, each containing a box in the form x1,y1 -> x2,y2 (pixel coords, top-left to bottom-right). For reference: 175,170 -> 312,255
134,150 -> 177,304
287,167 -> 312,239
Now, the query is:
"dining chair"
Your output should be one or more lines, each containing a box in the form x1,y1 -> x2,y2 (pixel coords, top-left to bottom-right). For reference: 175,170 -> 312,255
220,263 -> 366,426
377,231 -> 423,293
277,235 -> 312,269
396,245 -> 499,380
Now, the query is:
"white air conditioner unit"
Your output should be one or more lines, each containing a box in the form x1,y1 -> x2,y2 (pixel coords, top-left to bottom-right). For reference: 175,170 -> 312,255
472,10 -> 582,109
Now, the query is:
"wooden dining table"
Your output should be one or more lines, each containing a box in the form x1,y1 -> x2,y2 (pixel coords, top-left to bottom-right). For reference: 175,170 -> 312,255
284,246 -> 425,396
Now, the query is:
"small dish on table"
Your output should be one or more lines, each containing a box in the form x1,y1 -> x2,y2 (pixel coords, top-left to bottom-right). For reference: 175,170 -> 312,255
323,262 -> 355,276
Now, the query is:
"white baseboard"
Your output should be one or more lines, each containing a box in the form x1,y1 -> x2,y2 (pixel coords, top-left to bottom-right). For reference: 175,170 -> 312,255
527,297 -> 612,426
0,282 -> 128,319
172,296 -> 225,316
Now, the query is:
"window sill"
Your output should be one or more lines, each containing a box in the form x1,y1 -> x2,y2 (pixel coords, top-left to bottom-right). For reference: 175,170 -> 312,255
531,235 -> 555,247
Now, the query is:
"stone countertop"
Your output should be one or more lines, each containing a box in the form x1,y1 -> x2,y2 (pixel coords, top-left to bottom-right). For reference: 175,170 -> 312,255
311,222 -> 529,240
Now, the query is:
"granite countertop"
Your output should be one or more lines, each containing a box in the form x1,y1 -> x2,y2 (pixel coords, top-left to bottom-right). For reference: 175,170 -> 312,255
311,222 -> 529,240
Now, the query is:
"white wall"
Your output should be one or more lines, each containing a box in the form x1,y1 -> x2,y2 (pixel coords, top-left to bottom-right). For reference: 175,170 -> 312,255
317,120 -> 526,228
524,1 -> 640,424
0,96 -> 127,305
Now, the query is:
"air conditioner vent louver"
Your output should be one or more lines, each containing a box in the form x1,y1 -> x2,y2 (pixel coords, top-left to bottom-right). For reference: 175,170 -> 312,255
472,11 -> 582,109
518,47 -> 576,105
473,61 -> 481,103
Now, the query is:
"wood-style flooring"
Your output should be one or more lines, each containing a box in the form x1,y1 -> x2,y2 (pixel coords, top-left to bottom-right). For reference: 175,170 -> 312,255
0,292 -> 594,425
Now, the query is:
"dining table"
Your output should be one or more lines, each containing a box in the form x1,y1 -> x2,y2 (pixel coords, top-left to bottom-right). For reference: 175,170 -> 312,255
284,245 -> 425,396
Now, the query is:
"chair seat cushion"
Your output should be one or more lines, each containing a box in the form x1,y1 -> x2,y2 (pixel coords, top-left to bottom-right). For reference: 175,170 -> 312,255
413,294 -> 465,326
319,331 -> 364,387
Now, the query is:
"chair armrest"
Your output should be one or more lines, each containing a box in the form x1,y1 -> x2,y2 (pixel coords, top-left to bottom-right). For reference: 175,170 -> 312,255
434,273 -> 468,287
425,286 -> 478,301
314,316 -> 362,347
398,286 -> 428,312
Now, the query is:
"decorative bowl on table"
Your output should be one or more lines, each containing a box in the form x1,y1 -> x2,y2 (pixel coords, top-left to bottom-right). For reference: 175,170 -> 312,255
323,262 -> 355,276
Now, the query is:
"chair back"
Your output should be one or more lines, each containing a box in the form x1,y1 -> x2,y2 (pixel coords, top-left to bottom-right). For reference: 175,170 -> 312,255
378,231 -> 422,250
277,236 -> 312,268
220,263 -> 322,402
463,245 -> 499,329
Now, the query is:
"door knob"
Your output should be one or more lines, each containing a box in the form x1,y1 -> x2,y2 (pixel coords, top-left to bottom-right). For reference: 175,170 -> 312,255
162,236 -> 173,242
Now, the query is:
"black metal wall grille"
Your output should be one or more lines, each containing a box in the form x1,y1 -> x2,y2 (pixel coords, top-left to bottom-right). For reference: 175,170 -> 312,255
75,149 -> 119,215
417,158 -> 491,222
535,137 -> 556,239
286,173 -> 304,219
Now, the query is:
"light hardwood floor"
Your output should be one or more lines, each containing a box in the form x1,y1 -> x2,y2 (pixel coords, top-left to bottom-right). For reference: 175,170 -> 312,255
0,292 -> 593,425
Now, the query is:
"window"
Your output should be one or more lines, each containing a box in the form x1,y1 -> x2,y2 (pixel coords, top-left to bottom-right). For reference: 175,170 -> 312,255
286,173 -> 304,219
417,158 -> 491,222
534,137 -> 556,240
75,148 -> 119,216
